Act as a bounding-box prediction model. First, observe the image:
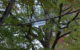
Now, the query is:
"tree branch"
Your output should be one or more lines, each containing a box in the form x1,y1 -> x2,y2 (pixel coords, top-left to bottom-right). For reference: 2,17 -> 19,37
52,31 -> 61,50
0,0 -> 15,25
59,31 -> 71,38
58,3 -> 63,23
0,9 -> 79,27
63,9 -> 80,16
61,12 -> 79,29
62,5 -> 71,11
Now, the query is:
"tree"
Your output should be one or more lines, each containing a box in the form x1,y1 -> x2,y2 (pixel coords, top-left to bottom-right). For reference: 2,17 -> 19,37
0,0 -> 80,50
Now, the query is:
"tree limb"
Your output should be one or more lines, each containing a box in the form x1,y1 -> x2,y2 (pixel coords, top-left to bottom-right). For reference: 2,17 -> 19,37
52,31 -> 61,50
0,0 -> 15,25
61,12 -> 79,29
59,31 -> 71,38
0,9 -> 79,27
58,3 -> 63,23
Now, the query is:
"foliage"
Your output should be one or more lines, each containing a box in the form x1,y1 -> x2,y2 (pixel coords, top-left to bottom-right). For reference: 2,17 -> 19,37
0,0 -> 80,50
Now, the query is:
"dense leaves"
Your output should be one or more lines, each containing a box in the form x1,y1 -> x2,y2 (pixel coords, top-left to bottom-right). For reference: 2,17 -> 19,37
0,0 -> 80,50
